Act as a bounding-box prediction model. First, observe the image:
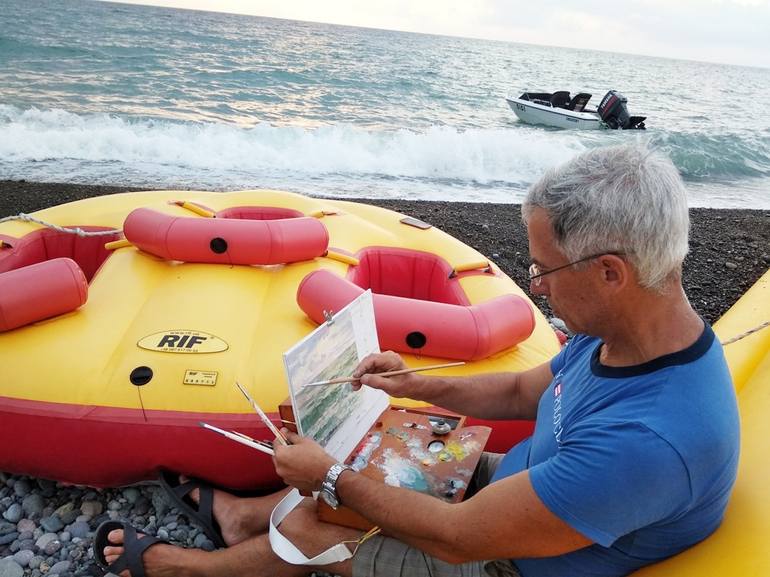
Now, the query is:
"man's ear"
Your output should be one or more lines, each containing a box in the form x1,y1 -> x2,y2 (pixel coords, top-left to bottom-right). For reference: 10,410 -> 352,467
598,254 -> 628,289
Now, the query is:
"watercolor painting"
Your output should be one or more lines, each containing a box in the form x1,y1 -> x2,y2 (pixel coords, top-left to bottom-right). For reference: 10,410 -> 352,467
283,290 -> 386,455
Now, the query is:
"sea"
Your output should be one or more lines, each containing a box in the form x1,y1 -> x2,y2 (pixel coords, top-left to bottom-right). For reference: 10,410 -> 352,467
1,0 -> 769,208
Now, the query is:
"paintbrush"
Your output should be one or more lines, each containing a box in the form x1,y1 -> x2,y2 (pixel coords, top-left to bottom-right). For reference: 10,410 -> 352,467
304,361 -> 465,387
235,381 -> 290,445
199,422 -> 275,456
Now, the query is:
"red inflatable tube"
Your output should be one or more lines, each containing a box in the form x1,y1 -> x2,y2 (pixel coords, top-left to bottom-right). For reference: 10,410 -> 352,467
297,269 -> 535,360
0,257 -> 88,332
123,208 -> 329,265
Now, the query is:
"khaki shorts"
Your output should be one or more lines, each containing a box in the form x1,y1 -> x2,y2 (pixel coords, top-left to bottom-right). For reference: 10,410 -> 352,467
352,453 -> 521,577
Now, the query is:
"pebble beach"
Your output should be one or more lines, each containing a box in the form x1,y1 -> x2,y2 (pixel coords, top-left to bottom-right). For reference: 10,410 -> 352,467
0,179 -> 768,577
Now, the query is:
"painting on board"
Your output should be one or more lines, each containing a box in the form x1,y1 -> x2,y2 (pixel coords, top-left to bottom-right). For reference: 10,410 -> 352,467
283,290 -> 389,460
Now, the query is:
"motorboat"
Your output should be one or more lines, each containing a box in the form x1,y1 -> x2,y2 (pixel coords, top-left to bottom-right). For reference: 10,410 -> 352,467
506,89 -> 646,130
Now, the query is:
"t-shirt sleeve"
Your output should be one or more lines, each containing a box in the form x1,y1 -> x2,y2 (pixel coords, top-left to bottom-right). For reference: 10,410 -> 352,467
528,421 -> 692,547
550,334 -> 588,376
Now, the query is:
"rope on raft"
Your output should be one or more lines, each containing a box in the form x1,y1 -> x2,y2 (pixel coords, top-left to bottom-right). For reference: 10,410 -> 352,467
0,213 -> 122,236
721,320 -> 770,346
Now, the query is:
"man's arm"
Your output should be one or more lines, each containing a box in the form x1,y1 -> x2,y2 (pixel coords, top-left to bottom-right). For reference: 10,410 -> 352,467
354,351 -> 554,421
274,433 -> 592,562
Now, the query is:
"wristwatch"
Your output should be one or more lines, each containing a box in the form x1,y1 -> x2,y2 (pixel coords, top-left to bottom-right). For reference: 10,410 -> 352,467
320,462 -> 353,509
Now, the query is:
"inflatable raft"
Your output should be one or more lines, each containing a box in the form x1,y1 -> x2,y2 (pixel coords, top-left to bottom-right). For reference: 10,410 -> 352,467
0,190 -> 559,489
633,268 -> 770,576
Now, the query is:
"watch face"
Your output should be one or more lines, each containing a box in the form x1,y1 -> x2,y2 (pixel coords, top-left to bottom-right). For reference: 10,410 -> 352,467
320,486 -> 339,509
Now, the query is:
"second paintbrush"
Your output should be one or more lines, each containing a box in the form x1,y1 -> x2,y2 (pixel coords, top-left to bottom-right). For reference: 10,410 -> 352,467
304,361 -> 465,387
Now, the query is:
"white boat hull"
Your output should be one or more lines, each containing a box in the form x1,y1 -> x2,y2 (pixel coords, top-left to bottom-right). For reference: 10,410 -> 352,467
506,98 -> 605,130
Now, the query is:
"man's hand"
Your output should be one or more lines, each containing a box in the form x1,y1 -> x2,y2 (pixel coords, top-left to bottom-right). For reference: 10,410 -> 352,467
352,351 -> 417,398
273,429 -> 336,495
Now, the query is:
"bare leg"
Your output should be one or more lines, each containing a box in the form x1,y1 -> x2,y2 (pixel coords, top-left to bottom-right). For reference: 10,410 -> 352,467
103,499 -> 362,577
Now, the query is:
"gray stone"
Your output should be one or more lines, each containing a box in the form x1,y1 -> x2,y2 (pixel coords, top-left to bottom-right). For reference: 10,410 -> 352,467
28,555 -> 44,569
11,550 -> 33,567
151,490 -> 169,518
43,539 -> 62,555
34,533 -> 58,550
21,495 -> 44,517
16,519 -> 35,534
40,516 -> 64,533
123,487 -> 141,505
53,504 -> 74,518
59,532 -> 71,543
16,539 -> 34,552
2,505 -> 21,524
49,560 -> 71,574
193,532 -> 209,548
0,522 -> 14,535
66,522 -> 90,540
79,502 -> 102,518
0,559 -> 24,577
11,481 -> 31,498
200,538 -> 215,552
133,497 -> 151,516
0,533 -> 18,546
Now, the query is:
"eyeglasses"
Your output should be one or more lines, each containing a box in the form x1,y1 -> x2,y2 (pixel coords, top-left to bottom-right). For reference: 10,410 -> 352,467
528,252 -> 625,286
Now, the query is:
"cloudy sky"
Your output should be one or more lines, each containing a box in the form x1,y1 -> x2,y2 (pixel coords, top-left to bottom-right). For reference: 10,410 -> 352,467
108,0 -> 768,68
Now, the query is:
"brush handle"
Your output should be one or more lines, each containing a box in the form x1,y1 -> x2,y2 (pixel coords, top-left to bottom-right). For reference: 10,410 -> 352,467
304,361 -> 465,387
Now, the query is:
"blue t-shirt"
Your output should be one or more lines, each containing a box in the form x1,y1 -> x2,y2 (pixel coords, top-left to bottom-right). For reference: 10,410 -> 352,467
490,323 -> 739,577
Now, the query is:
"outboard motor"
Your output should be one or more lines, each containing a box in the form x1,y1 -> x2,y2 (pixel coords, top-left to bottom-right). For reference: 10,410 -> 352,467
597,90 -> 646,129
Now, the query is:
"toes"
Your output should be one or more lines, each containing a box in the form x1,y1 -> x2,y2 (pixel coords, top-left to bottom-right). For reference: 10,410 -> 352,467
107,528 -> 125,545
180,475 -> 201,503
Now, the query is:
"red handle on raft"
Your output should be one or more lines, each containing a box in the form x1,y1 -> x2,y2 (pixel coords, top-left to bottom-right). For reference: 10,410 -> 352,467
297,269 -> 535,361
123,208 -> 329,265
0,257 -> 88,332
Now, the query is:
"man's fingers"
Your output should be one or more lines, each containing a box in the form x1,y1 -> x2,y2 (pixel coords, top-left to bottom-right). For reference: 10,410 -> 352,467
283,428 -> 302,444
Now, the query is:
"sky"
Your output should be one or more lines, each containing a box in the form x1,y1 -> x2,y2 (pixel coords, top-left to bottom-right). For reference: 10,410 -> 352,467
105,0 -> 769,68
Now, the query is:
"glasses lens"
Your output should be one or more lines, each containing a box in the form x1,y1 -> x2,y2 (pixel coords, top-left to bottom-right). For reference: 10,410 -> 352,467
529,264 -> 540,285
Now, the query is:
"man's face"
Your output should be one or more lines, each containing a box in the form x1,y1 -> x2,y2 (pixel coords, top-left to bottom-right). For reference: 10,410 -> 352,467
526,208 -> 602,334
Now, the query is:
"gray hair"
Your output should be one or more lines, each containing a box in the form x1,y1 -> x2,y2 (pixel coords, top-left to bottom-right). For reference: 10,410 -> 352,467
522,143 -> 689,291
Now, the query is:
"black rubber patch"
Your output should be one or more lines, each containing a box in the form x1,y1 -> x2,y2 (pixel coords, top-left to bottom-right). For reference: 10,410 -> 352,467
210,237 -> 228,254
405,331 -> 427,349
130,366 -> 153,386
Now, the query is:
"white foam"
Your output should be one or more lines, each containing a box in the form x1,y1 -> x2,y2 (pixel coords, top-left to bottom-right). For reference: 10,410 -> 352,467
0,105 -> 582,194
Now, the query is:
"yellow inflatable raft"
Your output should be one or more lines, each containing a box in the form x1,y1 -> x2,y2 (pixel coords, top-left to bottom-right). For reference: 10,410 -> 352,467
0,190 -> 559,489
633,268 -> 770,576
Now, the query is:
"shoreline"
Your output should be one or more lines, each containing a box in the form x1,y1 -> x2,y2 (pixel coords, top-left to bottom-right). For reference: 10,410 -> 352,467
2,179 -> 768,324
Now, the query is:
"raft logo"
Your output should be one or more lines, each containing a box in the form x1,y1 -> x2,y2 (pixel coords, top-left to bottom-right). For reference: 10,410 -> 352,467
138,330 -> 229,354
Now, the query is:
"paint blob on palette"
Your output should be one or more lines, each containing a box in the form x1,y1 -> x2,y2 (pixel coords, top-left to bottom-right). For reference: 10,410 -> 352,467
345,420 -> 487,501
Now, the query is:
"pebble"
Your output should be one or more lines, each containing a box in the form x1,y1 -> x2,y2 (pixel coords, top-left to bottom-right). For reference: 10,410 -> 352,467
17,519 -> 35,533
21,494 -> 44,517
0,559 -> 24,577
12,549 -> 34,567
2,504 -> 21,524
0,473 -> 224,575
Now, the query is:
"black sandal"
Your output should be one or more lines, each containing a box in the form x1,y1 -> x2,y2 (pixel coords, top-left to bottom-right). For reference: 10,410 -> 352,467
93,520 -> 166,577
158,470 -> 227,548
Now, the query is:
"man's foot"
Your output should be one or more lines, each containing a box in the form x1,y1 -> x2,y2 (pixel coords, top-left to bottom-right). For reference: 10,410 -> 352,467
96,522 -> 201,577
179,475 -> 290,546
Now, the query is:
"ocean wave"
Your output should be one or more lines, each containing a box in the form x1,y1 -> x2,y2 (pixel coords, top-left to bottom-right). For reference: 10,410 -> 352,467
651,131 -> 770,180
0,105 -> 583,184
1,105 -> 768,209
